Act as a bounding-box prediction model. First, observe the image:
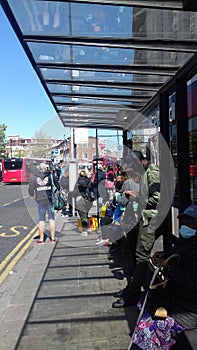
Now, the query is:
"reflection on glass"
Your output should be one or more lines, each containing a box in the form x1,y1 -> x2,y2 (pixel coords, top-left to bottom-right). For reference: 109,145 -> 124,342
188,75 -> 197,204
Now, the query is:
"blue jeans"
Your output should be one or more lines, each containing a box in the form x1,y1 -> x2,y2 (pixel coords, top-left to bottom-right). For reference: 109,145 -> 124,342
38,200 -> 54,221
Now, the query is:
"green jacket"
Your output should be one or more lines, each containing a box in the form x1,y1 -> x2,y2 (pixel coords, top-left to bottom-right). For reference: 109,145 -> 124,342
139,162 -> 160,226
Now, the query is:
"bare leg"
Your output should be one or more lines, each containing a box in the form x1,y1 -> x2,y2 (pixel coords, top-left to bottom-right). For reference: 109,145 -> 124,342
49,219 -> 56,240
38,221 -> 45,242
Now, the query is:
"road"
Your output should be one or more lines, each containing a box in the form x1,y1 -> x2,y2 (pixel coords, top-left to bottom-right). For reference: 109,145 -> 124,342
0,182 -> 39,283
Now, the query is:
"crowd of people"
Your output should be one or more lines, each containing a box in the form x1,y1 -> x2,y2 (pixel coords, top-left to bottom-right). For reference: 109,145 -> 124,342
28,152 -> 197,349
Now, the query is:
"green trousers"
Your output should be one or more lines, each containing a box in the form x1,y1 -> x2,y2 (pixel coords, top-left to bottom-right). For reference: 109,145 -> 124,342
135,219 -> 156,263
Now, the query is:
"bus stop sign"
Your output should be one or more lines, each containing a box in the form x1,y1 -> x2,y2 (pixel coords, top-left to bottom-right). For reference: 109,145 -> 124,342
54,149 -> 59,155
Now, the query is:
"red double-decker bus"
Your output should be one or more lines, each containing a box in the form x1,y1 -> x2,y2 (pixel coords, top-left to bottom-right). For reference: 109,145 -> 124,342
2,157 -> 52,183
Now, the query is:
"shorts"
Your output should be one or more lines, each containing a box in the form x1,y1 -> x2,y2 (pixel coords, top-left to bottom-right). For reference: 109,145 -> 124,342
38,200 -> 54,221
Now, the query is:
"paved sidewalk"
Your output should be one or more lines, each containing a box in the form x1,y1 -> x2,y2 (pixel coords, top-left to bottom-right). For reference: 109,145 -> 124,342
0,213 -> 135,350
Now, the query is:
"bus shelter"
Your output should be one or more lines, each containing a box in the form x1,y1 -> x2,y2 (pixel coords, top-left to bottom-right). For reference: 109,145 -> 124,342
1,0 -> 197,246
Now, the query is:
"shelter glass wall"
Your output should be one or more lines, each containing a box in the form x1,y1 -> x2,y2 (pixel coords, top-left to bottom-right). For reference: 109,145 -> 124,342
188,73 -> 197,204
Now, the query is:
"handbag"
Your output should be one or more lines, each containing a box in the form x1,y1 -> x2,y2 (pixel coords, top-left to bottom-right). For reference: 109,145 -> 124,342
132,311 -> 184,350
53,191 -> 65,210
50,174 -> 65,211
146,254 -> 181,316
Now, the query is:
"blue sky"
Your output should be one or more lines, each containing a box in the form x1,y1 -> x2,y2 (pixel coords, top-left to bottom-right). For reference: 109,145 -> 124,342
0,6 -> 58,139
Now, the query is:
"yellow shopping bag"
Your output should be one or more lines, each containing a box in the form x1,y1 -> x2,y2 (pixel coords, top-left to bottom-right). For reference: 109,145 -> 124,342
89,217 -> 98,231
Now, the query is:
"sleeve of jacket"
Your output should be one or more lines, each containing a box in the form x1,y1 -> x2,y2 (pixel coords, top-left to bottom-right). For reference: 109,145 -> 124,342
118,192 -> 129,207
28,177 -> 36,197
166,258 -> 197,289
146,165 -> 160,209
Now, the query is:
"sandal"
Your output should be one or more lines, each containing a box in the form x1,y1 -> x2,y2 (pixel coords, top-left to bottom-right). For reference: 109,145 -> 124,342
37,240 -> 44,244
51,238 -> 57,243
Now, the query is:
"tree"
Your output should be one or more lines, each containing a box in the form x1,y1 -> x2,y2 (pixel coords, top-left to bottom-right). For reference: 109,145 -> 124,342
27,130 -> 52,158
0,124 -> 7,158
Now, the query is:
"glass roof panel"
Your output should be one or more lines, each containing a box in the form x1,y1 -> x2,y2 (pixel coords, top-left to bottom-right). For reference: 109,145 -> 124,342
52,96 -> 137,105
7,1 -> 132,36
47,83 -> 153,97
28,42 -> 134,65
28,42 -> 195,66
40,67 -> 167,83
6,1 -> 196,40
8,0 -> 197,39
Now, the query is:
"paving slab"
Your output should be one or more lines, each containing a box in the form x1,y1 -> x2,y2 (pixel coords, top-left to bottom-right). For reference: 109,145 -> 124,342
0,212 -> 162,350
0,214 -> 133,350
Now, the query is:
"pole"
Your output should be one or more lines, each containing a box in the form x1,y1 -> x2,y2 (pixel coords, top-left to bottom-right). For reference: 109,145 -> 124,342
71,127 -> 74,159
95,129 -> 100,228
117,130 -> 120,161
63,133 -> 66,162
70,127 -> 76,216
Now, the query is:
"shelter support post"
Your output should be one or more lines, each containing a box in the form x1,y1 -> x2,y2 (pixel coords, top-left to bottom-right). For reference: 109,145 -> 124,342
159,92 -> 174,250
175,77 -> 190,214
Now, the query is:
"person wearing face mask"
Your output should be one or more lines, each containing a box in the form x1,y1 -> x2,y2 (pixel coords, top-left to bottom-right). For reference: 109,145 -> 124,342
147,205 -> 197,350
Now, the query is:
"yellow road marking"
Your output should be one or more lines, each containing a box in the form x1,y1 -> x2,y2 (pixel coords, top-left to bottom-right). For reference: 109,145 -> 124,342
0,228 -> 39,285
0,225 -> 38,272
0,226 -> 28,237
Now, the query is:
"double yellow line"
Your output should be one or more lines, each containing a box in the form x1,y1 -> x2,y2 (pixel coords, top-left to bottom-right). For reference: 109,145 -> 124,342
0,225 -> 39,284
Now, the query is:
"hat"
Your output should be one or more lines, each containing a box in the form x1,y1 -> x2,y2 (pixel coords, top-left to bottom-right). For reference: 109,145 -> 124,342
78,170 -> 86,177
178,205 -> 197,220
154,307 -> 168,319
38,163 -> 48,172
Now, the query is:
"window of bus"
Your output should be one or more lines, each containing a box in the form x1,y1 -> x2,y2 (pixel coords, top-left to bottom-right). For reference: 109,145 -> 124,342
4,158 -> 23,170
26,159 -> 39,173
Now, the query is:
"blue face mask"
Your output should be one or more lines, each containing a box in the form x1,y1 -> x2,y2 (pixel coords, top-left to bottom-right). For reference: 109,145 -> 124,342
179,225 -> 196,239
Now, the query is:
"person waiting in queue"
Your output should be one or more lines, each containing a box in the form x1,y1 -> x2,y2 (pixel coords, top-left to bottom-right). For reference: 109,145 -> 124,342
28,162 -> 60,244
69,170 -> 94,236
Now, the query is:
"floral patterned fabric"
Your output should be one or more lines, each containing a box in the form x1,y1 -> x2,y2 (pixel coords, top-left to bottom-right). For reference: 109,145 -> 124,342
132,312 -> 184,350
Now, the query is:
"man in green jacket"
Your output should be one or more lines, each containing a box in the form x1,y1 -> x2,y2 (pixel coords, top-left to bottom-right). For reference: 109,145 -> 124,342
113,150 -> 160,308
